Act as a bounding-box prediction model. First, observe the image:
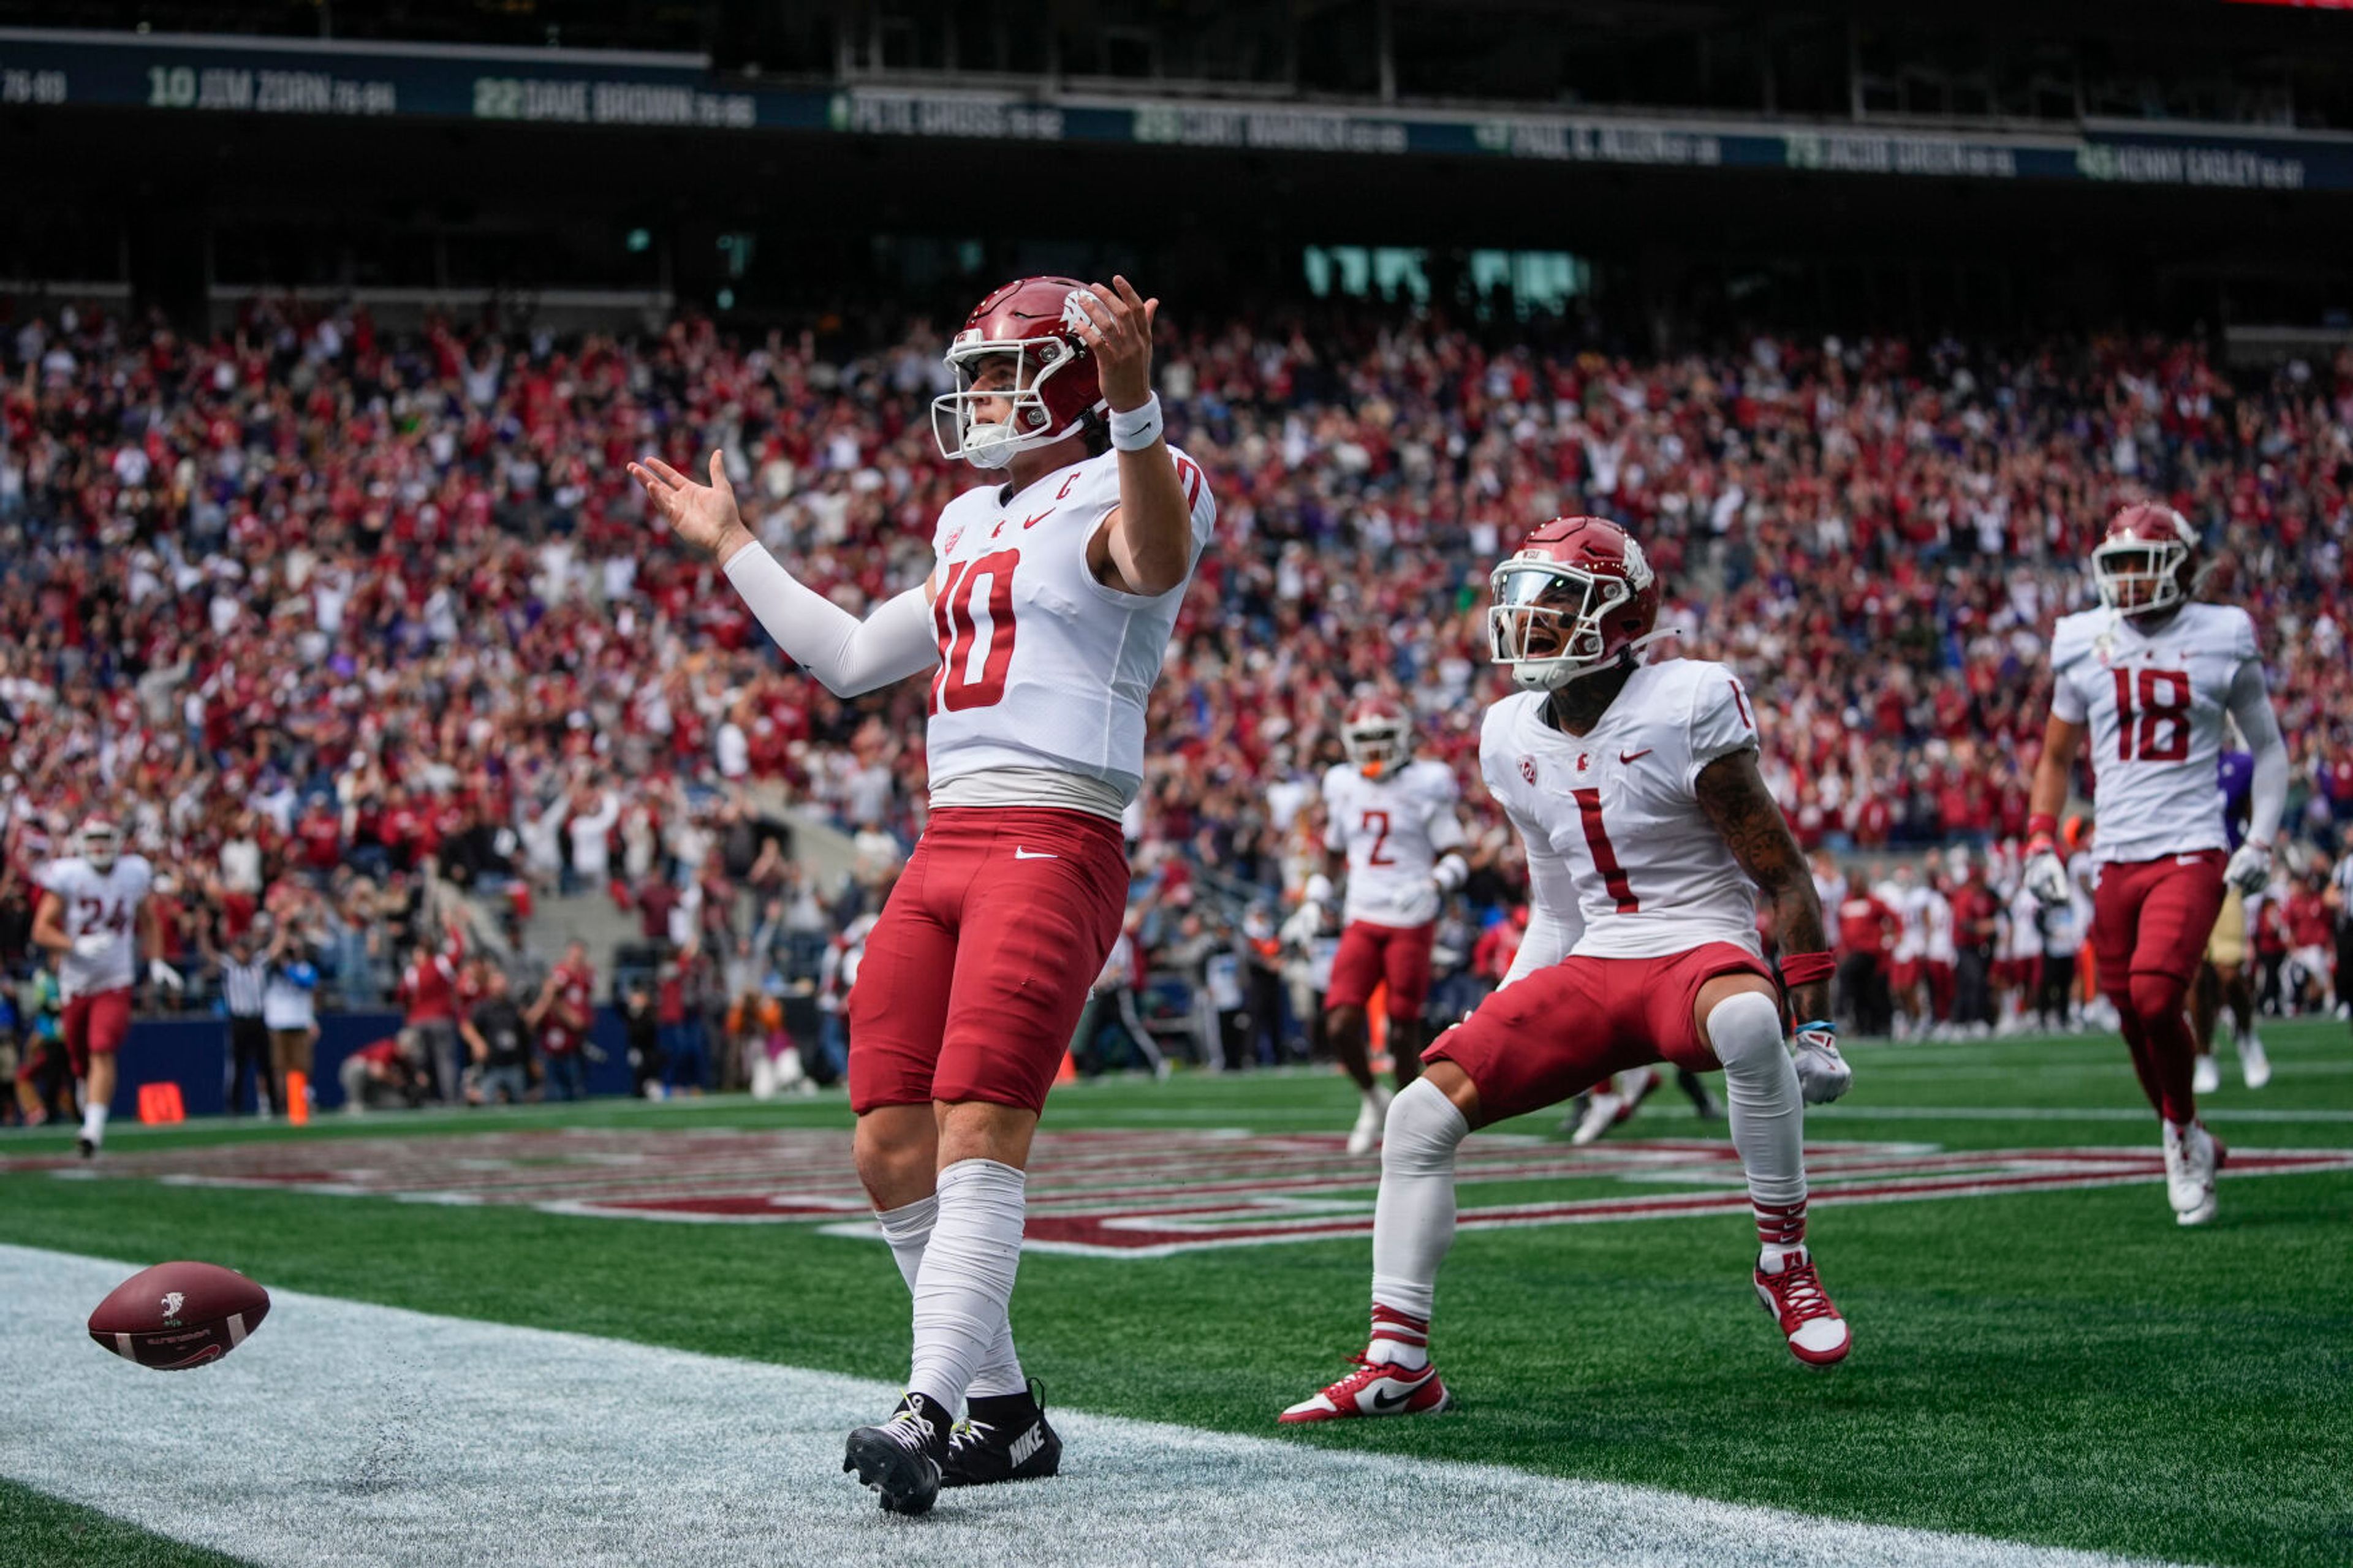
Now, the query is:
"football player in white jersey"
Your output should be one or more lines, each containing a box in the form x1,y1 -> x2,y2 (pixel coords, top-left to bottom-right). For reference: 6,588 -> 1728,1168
1304,693 -> 1469,1154
1279,517 -> 1853,1426
29,816 -> 182,1157
635,275 -> 1214,1515
2023,504 -> 2286,1226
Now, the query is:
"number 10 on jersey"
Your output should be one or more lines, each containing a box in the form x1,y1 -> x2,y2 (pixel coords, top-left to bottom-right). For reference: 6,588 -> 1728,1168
932,550 -> 1020,712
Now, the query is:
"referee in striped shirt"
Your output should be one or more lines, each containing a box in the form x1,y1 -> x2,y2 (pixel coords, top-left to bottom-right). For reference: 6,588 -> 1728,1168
218,928 -> 276,1117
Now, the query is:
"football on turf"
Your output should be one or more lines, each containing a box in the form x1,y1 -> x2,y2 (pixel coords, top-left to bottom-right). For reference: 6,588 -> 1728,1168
88,1261 -> 271,1370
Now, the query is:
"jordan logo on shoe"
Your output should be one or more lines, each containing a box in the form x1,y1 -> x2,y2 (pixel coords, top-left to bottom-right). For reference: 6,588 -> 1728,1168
1014,847 -> 1059,860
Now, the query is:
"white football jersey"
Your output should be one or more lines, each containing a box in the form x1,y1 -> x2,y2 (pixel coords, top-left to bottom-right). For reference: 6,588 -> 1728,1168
38,855 -> 153,1001
924,444 -> 1217,802
2005,884 -> 2045,962
1920,890 -> 1957,964
1479,660 -> 1764,961
1322,759 -> 1465,929
1885,885 -> 1925,961
2050,602 -> 2263,864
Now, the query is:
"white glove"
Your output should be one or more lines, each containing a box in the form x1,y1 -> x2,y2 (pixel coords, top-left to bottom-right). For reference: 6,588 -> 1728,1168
71,933 -> 113,960
1791,1020 -> 1852,1105
149,958 -> 184,992
2224,843 -> 2270,896
1303,873 -> 1335,908
2022,850 -> 2071,908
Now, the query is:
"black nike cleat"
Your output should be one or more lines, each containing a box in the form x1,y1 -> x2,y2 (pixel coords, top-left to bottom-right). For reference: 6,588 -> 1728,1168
77,1136 -> 96,1160
843,1393 -> 948,1516
941,1382 -> 1062,1488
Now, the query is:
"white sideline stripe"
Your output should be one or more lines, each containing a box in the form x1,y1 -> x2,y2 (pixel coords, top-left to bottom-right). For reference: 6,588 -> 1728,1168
0,1245 -> 2176,1568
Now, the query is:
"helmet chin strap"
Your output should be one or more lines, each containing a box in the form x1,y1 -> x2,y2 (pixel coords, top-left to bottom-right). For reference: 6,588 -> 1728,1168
962,420 -> 1018,470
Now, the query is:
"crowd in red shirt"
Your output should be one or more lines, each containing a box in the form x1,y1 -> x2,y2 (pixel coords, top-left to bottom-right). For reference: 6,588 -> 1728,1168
1,295 -> 2351,1006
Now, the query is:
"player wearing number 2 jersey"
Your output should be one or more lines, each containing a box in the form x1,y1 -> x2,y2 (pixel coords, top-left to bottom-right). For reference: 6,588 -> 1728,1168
634,275 -> 1213,1517
29,816 -> 183,1158
1279,518 -> 1854,1428
2023,503 -> 2286,1227
1307,694 -> 1469,1154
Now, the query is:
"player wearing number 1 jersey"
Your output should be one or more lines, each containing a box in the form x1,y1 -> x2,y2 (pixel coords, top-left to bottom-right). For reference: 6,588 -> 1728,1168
2023,503 -> 2285,1227
1280,518 -> 1855,1428
634,275 -> 1213,1518
29,816 -> 183,1158
1308,694 -> 1468,1154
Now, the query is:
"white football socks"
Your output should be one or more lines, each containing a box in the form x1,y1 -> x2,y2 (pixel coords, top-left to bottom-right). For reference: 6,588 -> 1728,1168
1707,990 -> 1809,1262
1368,1077 -> 1469,1366
906,1158 -> 1029,1411
81,1101 -> 108,1145
875,1191 -> 1028,1401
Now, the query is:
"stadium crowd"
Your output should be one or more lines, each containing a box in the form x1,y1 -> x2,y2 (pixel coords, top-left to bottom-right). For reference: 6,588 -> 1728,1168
2,295 -> 2351,1105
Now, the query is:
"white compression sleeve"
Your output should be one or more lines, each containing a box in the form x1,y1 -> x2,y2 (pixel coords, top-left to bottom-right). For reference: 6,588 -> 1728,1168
1707,989 -> 1808,1247
907,1159 -> 1028,1412
722,540 -> 939,697
2228,661 -> 2288,848
1502,806 -> 1583,987
875,1193 -> 1025,1402
1369,1078 -> 1469,1328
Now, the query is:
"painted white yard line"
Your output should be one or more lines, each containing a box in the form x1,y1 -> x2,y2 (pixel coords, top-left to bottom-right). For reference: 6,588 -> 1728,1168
1811,1104 -> 2353,1124
0,1244 -> 2176,1568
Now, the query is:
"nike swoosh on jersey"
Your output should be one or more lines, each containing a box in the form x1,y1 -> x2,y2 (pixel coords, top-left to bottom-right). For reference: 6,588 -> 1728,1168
1619,749 -> 1654,764
1014,848 -> 1059,860
1021,510 -> 1053,529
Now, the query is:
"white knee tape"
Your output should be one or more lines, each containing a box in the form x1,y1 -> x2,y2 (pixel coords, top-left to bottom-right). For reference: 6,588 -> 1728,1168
1382,1077 -> 1469,1176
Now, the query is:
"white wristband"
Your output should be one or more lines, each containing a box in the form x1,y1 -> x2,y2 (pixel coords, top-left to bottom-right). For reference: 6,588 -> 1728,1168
1107,393 -> 1164,452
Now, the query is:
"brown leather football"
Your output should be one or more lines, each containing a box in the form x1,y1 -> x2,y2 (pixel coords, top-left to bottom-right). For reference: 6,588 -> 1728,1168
88,1261 -> 271,1370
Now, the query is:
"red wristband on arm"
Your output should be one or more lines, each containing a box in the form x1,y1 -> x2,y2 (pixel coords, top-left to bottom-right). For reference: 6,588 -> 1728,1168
2026,813 -> 2058,846
1780,950 -> 1835,988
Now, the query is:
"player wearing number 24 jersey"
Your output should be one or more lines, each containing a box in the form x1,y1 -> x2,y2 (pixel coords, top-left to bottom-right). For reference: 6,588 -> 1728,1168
29,816 -> 183,1159
634,275 -> 1213,1517
2023,502 -> 2286,1228
1280,517 -> 1854,1430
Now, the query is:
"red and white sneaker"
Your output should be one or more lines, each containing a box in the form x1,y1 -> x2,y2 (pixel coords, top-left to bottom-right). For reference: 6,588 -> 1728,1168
1754,1248 -> 1851,1366
1278,1355 -> 1450,1424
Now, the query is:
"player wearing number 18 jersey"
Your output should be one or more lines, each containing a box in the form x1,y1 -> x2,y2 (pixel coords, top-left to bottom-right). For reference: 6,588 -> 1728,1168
2023,503 -> 2285,1227
635,275 -> 1212,1518
1309,695 -> 1469,1154
1279,517 -> 1854,1428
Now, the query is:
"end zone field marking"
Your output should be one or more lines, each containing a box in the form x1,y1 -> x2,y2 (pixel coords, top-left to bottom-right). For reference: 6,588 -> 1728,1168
0,1243 -> 2183,1568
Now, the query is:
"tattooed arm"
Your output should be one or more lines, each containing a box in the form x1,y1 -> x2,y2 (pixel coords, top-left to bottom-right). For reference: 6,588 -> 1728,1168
1694,749 -> 1828,1025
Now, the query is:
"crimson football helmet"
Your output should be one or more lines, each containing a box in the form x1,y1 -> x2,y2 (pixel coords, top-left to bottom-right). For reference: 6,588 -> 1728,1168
930,276 -> 1108,469
2092,502 -> 2200,618
1488,517 -> 1665,690
1341,694 -> 1410,776
79,815 -> 120,874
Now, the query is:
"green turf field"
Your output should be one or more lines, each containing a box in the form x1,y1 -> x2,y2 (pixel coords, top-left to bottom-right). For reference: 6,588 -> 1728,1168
2,1021 -> 2349,1567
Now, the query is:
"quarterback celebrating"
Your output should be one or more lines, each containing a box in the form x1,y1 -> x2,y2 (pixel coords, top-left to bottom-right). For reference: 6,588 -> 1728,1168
1280,517 -> 1853,1427
1307,693 -> 1469,1153
633,275 -> 1213,1516
2023,504 -> 2284,1225
29,816 -> 182,1157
